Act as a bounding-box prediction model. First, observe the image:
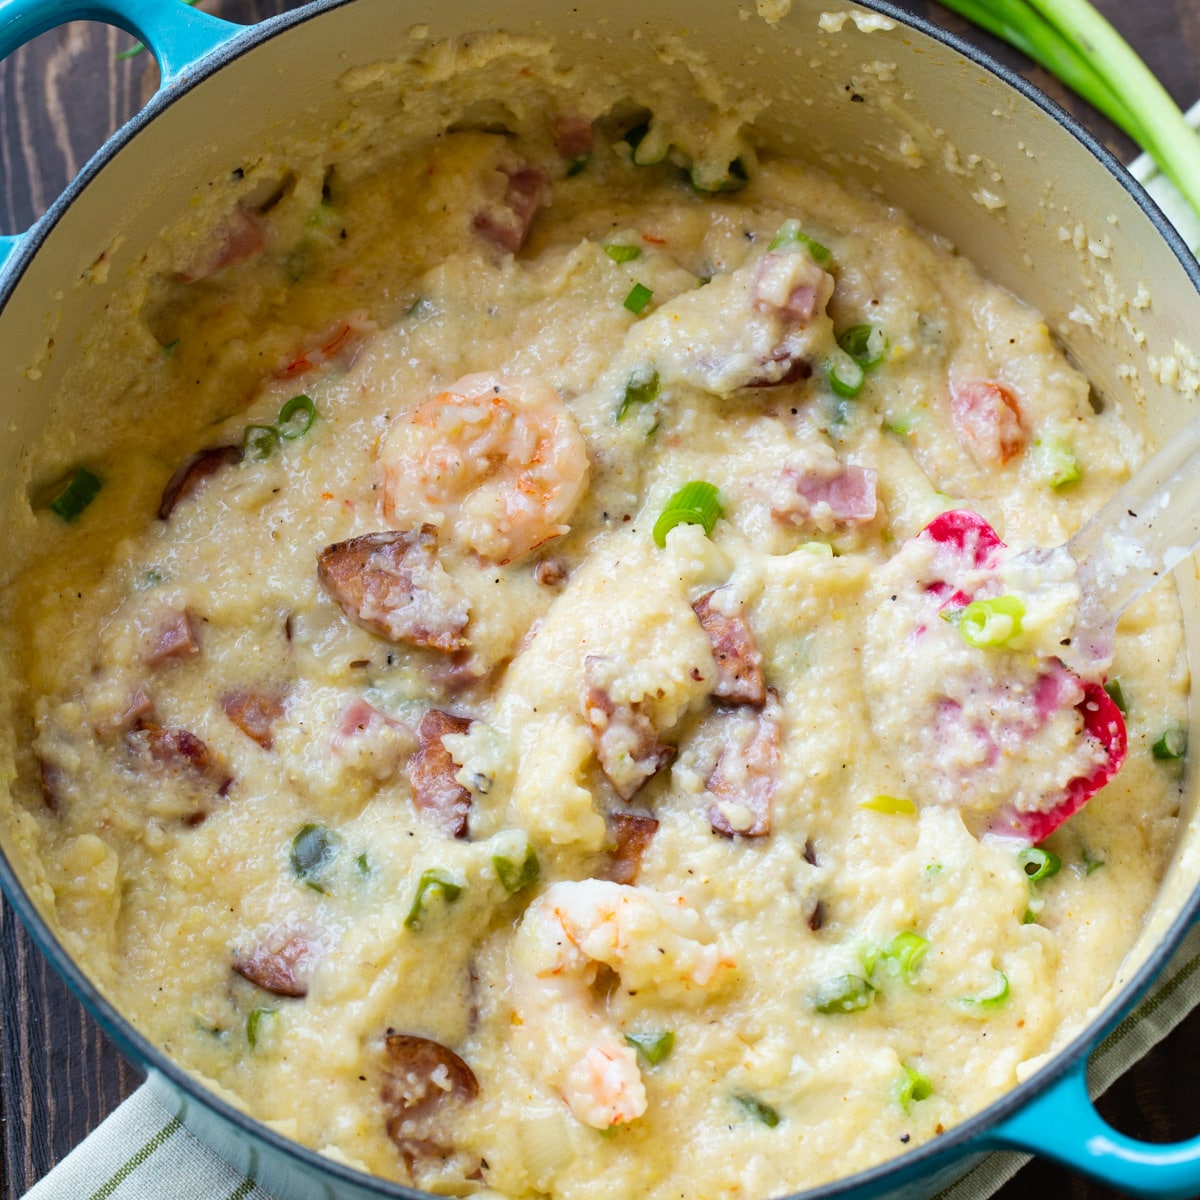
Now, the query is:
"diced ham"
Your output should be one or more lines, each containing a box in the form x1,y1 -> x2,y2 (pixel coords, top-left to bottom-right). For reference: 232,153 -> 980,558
750,250 -> 828,326
473,164 -> 548,254
949,380 -> 1026,466
408,709 -> 474,838
553,115 -> 595,159
604,811 -> 659,885
221,690 -> 286,750
582,656 -> 675,801
772,455 -> 878,533
232,930 -> 320,997
109,688 -> 156,734
381,1034 -> 480,1171
692,589 -> 765,707
275,312 -> 373,381
145,610 -> 200,667
317,527 -> 470,652
706,692 -> 783,838
158,445 -> 243,520
177,206 -> 267,283
128,723 -> 233,808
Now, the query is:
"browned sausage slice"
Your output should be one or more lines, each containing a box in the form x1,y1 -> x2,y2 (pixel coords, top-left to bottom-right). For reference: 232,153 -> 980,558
317,527 -> 469,652
604,811 -> 659,885
145,609 -> 201,666
706,691 -> 782,838
232,931 -> 318,997
692,590 -> 765,707
158,445 -> 243,520
222,691 -> 286,750
408,709 -> 474,838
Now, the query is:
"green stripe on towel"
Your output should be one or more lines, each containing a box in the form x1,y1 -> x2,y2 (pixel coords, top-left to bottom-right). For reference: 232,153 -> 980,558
88,1116 -> 182,1200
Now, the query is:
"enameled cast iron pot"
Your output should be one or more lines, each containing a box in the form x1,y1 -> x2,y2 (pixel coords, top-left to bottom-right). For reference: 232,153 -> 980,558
2,1 -> 1200,1196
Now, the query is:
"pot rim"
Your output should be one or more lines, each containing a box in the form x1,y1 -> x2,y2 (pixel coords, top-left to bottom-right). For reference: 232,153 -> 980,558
1,1 -> 1198,1197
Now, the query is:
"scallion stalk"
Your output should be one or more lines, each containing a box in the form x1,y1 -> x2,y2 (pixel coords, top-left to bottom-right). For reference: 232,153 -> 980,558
624,283 -> 654,315
652,481 -> 723,548
405,867 -> 464,929
47,467 -> 103,522
625,1030 -> 675,1065
1018,846 -> 1062,882
1152,726 -> 1187,760
956,595 -> 1025,649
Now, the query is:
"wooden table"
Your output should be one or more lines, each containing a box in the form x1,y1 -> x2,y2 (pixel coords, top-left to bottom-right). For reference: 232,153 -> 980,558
2,1 -> 1199,1196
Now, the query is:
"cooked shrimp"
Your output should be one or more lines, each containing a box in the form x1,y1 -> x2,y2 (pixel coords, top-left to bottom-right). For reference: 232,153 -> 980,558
381,373 -> 590,563
510,879 -> 735,1129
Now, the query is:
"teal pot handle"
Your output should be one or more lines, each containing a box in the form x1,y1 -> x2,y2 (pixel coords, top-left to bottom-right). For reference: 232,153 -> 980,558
0,0 -> 241,271
990,1056 -> 1200,1198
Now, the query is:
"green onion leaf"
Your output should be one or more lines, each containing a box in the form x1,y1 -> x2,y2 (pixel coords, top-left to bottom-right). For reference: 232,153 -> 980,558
243,424 -> 280,463
812,974 -> 875,1014
652,481 -> 723,548
493,844 -> 540,894
604,243 -> 642,264
355,851 -> 371,877
290,823 -> 340,890
837,324 -> 888,369
47,467 -> 103,523
624,283 -> 654,315
894,1064 -> 934,1112
1153,727 -> 1187,760
1103,678 -> 1127,714
958,970 -> 1010,1015
826,351 -> 865,399
278,395 -> 317,440
864,932 -> 929,987
957,595 -> 1025,649
246,1007 -> 278,1050
405,867 -> 464,929
859,795 -> 916,816
1018,846 -> 1062,883
625,1030 -> 675,1065
733,1094 -> 780,1127
616,368 -> 661,421
1033,437 -> 1081,489
767,219 -> 831,264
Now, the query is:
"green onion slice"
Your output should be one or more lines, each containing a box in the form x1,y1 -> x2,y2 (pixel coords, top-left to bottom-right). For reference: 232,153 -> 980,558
826,351 -> 865,399
1153,727 -> 1187,760
859,795 -> 916,816
243,424 -> 280,462
1103,678 -> 1127,714
246,1007 -> 278,1050
405,867 -> 464,929
959,970 -> 1009,1014
616,368 -> 660,421
289,823 -> 340,889
1018,846 -> 1062,883
623,283 -> 654,315
278,394 -> 317,439
355,851 -> 371,877
895,1064 -> 933,1112
812,973 -> 875,1014
625,1030 -> 675,1065
493,844 -> 540,894
604,243 -> 642,263
837,324 -> 888,369
733,1094 -> 780,1127
767,219 -> 831,264
1033,437 -> 1081,489
652,481 -> 723,548
957,595 -> 1025,649
566,156 -> 590,177
47,467 -> 103,523
864,931 -> 929,986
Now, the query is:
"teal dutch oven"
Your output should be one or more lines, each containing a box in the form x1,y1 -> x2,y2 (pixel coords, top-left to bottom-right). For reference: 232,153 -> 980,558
2,1 -> 1200,1197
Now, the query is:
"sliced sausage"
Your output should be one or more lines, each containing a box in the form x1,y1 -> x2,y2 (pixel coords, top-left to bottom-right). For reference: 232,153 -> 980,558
604,811 -> 659,885
317,527 -> 469,651
145,609 -> 200,666
408,709 -> 474,838
158,445 -> 242,520
692,590 -> 765,707
233,930 -> 319,997
706,691 -> 783,838
177,205 -> 267,283
222,690 -> 286,750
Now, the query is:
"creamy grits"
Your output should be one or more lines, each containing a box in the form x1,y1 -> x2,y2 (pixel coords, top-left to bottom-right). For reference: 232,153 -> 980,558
0,34 -> 1190,1200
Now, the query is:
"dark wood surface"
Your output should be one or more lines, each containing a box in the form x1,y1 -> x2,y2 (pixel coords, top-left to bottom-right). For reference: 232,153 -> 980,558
2,1 -> 1199,1197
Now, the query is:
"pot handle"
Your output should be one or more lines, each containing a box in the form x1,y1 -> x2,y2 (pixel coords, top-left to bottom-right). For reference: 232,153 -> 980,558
989,1057 -> 1200,1198
0,0 -> 240,274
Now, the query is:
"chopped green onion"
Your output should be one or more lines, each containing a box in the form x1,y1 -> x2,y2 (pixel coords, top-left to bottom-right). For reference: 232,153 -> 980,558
1082,847 -> 1106,875
1033,437 -> 1081,489
826,351 -> 865,399
957,595 -> 1025,649
1018,846 -> 1062,883
1152,727 -> 1187,760
812,974 -> 875,1014
493,844 -> 540,894
405,867 -> 464,929
1103,678 -> 1127,714
47,467 -> 103,523
278,395 -> 317,439
837,324 -> 888,369
616,368 -> 660,422
162,338 -> 181,357
864,932 -> 929,986
733,1094 -> 780,1127
623,283 -> 654,315
767,220 -> 831,264
246,1007 -> 278,1050
565,156 -> 590,177
894,1064 -> 934,1112
243,424 -> 280,462
289,823 -> 340,890
958,970 -> 1009,1014
652,481 -> 723,548
625,1030 -> 674,1065
355,851 -> 371,877
623,121 -> 650,152
859,795 -> 916,816
604,243 -> 642,264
